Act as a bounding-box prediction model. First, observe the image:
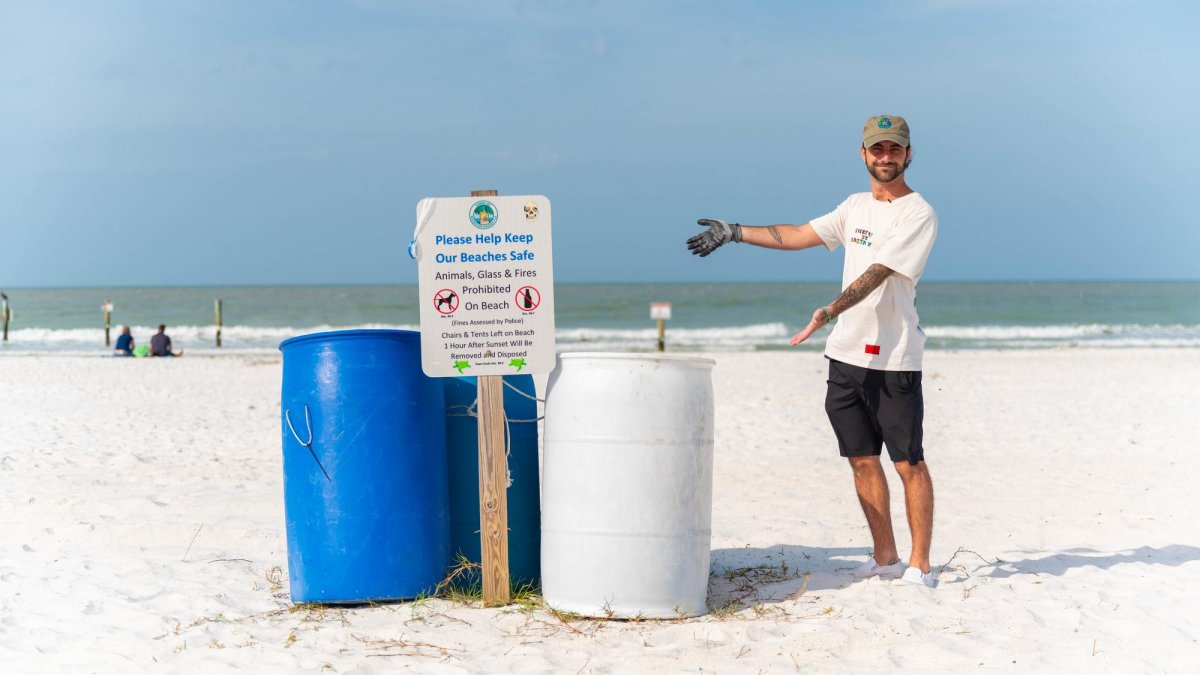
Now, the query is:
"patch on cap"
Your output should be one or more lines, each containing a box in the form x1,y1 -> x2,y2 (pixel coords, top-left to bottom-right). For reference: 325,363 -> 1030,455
863,114 -> 910,147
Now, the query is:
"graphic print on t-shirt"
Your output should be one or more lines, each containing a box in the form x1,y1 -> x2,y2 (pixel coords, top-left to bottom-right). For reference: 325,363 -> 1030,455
850,228 -> 874,247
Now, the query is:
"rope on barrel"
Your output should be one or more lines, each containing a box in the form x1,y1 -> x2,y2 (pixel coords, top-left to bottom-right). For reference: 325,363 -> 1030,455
446,388 -> 543,423
502,379 -> 546,406
446,397 -> 530,488
444,380 -> 547,488
501,380 -> 544,423
285,405 -> 332,482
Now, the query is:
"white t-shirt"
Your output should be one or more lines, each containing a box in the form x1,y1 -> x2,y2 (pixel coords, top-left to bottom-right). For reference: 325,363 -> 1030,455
809,192 -> 938,371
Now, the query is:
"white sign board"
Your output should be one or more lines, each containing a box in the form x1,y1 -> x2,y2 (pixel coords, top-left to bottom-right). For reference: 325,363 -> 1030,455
650,302 -> 672,320
414,195 -> 555,378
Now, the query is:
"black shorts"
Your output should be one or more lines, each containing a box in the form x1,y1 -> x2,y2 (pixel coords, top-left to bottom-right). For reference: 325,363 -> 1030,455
824,358 -> 924,465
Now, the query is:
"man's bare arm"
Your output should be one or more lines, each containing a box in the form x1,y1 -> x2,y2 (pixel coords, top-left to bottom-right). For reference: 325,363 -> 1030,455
828,263 -> 894,317
738,223 -> 826,251
790,263 -> 896,345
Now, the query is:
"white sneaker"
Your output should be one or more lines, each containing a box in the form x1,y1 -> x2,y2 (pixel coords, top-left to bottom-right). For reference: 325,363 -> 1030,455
899,566 -> 937,588
850,558 -> 906,579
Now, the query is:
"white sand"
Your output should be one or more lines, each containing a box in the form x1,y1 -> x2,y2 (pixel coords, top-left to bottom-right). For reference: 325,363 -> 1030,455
1,349 -> 1198,672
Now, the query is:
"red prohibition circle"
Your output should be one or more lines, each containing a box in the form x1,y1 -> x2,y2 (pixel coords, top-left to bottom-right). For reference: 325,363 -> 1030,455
433,288 -> 459,314
515,286 -> 541,312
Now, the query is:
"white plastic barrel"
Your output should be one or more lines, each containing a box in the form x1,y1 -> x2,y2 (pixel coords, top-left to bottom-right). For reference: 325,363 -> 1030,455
541,352 -> 715,618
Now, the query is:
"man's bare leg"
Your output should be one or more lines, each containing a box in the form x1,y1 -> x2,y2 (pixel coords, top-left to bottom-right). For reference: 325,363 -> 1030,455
894,460 -> 934,573
848,456 -> 899,565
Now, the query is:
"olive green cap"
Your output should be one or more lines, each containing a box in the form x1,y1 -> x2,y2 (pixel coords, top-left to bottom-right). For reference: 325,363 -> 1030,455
862,114 -> 910,148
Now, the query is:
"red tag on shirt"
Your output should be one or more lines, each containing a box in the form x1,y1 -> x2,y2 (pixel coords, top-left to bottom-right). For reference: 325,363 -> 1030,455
865,344 -> 881,355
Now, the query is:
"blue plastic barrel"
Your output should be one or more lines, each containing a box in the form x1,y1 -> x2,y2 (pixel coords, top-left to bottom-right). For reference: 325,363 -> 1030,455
444,375 -> 541,589
279,329 -> 449,603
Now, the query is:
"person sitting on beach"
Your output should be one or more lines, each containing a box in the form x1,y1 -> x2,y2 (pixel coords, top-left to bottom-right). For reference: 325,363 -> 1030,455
113,326 -> 135,357
149,324 -> 184,357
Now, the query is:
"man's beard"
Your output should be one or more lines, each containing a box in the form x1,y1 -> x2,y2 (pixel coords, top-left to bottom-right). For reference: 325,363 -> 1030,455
866,157 -> 911,183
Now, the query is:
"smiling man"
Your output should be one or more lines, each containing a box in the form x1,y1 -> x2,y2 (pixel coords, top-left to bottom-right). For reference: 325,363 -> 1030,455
687,114 -> 940,588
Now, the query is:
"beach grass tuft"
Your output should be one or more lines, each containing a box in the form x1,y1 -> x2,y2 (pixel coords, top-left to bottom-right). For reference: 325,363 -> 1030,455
706,561 -> 807,617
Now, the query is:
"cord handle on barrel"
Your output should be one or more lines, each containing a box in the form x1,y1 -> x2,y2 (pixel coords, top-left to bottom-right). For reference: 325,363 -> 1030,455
409,198 -> 438,260
285,405 -> 332,482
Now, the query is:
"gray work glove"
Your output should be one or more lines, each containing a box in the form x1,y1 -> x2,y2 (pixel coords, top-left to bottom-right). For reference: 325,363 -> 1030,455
687,219 -> 743,257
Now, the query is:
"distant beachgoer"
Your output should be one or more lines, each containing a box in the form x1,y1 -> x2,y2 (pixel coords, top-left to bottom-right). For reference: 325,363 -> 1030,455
149,324 -> 184,357
114,326 -> 135,356
687,114 -> 939,588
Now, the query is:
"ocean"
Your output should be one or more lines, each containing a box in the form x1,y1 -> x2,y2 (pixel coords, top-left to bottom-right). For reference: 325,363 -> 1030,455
0,282 -> 1197,355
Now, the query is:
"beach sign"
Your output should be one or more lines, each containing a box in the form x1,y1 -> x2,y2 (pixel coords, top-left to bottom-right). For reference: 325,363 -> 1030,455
651,302 -> 671,351
412,195 -> 556,378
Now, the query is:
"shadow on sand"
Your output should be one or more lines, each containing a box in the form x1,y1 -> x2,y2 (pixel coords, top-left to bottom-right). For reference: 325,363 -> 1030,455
707,544 -> 874,611
706,543 -> 1200,611
957,543 -> 1200,580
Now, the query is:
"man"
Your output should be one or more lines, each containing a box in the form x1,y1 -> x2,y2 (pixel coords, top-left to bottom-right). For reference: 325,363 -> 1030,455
686,114 -> 938,588
149,324 -> 184,357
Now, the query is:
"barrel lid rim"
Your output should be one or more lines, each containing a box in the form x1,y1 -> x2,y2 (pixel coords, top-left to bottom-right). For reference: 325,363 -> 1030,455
557,352 -> 716,367
279,328 -> 420,350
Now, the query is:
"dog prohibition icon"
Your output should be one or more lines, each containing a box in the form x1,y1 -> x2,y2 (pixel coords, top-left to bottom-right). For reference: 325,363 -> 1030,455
434,289 -> 459,314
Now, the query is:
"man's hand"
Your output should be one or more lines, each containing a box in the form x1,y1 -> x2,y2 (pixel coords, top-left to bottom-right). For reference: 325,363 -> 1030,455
789,306 -> 833,346
687,219 -> 742,257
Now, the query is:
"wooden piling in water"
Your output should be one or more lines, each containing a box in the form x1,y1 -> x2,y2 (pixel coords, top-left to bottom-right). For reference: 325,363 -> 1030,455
214,299 -> 223,348
1,292 -> 10,342
102,300 -> 113,347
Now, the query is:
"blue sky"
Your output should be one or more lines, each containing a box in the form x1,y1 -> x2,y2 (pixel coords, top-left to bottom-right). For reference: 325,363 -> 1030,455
1,0 -> 1197,286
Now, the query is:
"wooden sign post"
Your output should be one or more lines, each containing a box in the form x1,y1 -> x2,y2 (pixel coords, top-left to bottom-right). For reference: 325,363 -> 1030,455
214,299 -> 223,348
470,189 -> 511,606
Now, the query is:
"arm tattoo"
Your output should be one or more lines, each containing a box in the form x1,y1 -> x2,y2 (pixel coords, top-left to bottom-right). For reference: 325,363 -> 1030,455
766,225 -> 783,245
829,264 -> 894,316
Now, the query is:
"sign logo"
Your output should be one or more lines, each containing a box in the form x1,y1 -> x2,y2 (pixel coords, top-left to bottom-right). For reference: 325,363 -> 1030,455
470,201 -> 497,229
523,201 -> 538,221
878,117 -> 892,129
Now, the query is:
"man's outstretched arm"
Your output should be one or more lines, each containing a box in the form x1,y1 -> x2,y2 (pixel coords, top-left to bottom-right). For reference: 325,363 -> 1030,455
790,263 -> 895,345
738,223 -> 826,251
687,219 -> 826,256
